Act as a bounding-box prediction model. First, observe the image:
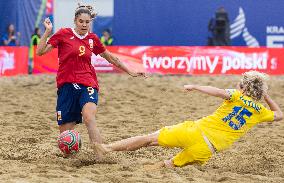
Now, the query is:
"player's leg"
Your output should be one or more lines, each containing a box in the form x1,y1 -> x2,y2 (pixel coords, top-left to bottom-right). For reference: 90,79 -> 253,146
96,131 -> 159,154
171,142 -> 212,167
97,120 -> 195,154
79,85 -> 103,159
108,131 -> 159,151
151,121 -> 210,168
59,122 -> 76,133
80,85 -> 101,144
82,102 -> 102,144
148,136 -> 212,169
162,122 -> 213,167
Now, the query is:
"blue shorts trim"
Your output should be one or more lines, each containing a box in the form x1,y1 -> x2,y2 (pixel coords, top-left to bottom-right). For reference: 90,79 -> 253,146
56,83 -> 98,125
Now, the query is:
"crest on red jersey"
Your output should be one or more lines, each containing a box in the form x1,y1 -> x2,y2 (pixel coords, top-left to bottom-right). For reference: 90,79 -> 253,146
89,39 -> 93,49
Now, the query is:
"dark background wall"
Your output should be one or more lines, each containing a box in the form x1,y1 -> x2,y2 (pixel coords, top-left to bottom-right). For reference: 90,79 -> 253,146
113,0 -> 284,46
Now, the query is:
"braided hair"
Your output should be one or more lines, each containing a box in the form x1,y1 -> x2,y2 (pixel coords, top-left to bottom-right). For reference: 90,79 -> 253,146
240,71 -> 269,101
75,3 -> 97,20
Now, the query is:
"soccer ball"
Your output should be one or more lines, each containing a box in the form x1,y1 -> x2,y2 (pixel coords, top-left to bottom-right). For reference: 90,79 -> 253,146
57,130 -> 82,155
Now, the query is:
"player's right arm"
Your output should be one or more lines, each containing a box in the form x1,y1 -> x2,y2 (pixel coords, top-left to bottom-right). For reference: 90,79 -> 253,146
184,85 -> 230,100
36,18 -> 53,56
264,94 -> 283,121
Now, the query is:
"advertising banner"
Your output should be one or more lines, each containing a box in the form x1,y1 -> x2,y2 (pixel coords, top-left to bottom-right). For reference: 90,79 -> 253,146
0,47 -> 28,76
33,46 -> 284,75
33,48 -> 58,74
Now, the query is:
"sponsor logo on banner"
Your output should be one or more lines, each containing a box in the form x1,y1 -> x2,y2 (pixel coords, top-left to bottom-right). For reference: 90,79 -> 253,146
138,47 -> 283,74
266,26 -> 284,48
220,52 -> 269,73
142,51 -> 275,74
0,50 -> 15,75
142,53 -> 219,73
230,7 -> 284,48
230,7 -> 260,47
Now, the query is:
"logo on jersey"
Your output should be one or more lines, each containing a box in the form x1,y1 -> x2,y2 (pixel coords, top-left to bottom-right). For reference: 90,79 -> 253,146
70,36 -> 74,40
89,39 -> 93,49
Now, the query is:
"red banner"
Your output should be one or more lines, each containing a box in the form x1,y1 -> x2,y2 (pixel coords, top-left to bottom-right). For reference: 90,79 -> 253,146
33,48 -> 58,74
34,46 -> 284,75
46,0 -> 53,15
0,47 -> 28,76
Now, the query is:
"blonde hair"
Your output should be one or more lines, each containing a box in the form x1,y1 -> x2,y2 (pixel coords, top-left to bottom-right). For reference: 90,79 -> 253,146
240,71 -> 269,101
75,2 -> 97,19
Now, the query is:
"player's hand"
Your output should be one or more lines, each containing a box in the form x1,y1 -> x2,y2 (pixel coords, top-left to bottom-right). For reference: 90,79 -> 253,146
163,159 -> 175,168
129,71 -> 147,78
184,84 -> 195,91
143,161 -> 165,171
43,18 -> 53,33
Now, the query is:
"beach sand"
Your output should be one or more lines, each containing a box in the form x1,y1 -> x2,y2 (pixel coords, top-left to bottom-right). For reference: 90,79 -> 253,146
0,74 -> 283,183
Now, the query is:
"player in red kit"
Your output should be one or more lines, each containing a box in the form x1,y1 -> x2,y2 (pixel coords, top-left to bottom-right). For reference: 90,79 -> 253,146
36,4 -> 146,159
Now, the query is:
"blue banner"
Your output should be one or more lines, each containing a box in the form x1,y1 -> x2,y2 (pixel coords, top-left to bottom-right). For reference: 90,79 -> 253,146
93,16 -> 113,38
113,0 -> 284,47
0,0 -> 46,46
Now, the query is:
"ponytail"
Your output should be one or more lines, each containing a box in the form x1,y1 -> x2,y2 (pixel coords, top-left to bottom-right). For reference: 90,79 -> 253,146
75,3 -> 97,19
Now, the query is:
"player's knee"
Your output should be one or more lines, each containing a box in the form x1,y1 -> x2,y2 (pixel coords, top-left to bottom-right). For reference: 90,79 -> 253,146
144,135 -> 156,146
82,106 -> 97,124
147,133 -> 159,144
82,103 -> 97,115
59,122 -> 76,133
82,111 -> 96,125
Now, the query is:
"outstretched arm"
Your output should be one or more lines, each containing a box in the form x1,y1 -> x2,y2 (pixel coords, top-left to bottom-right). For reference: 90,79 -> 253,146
100,50 -> 146,78
184,84 -> 230,100
36,18 -> 53,56
264,94 -> 283,121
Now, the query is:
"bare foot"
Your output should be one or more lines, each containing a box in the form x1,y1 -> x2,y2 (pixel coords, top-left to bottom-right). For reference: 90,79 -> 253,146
91,143 -> 110,161
95,143 -> 111,155
90,143 -> 102,161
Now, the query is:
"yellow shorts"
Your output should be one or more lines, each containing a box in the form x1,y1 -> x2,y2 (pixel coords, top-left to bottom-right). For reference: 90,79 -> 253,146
158,121 -> 212,167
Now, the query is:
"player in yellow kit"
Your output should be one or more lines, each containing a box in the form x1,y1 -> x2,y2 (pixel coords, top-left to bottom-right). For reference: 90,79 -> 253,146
95,71 -> 283,168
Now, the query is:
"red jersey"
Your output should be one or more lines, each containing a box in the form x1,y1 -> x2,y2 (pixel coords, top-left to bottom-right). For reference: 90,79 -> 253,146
47,28 -> 106,89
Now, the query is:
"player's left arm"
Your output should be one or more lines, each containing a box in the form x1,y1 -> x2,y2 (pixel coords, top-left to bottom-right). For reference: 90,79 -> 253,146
36,18 -> 53,56
100,50 -> 146,78
184,85 -> 230,100
264,94 -> 283,121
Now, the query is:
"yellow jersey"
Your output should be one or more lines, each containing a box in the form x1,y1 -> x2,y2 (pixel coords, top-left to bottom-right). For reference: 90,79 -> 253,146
196,89 -> 274,151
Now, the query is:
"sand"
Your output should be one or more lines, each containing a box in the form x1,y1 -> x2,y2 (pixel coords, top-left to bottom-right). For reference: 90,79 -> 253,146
0,73 -> 283,183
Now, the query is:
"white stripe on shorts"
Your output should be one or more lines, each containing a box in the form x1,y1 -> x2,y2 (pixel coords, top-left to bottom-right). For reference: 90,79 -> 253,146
72,83 -> 81,90
202,133 -> 217,154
